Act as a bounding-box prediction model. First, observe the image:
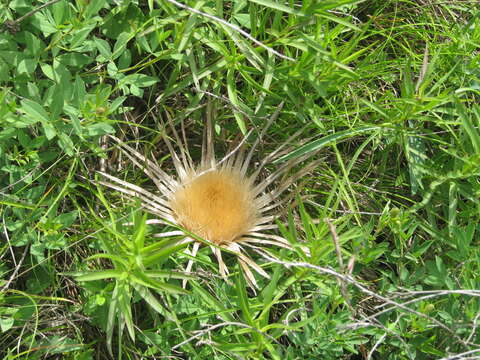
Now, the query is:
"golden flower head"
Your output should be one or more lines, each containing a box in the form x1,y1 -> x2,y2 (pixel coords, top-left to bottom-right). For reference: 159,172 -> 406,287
99,104 -> 318,289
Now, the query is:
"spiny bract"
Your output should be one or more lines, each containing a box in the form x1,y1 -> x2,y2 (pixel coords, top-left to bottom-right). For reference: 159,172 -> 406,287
99,105 -> 317,289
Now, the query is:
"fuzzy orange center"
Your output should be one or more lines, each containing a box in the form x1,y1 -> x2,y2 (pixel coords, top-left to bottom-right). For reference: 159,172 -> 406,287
169,169 -> 256,244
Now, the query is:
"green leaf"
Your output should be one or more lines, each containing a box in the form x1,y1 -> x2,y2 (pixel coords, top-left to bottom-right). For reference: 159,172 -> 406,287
94,37 -> 112,59
17,58 -> 37,74
249,0 -> 304,16
132,283 -> 171,318
0,309 -> 16,332
21,99 -> 57,140
84,0 -> 107,18
236,267 -> 254,326
49,84 -> 65,119
31,12 -> 58,36
190,281 -> 235,322
108,96 -> 126,114
116,281 -> 135,342
106,281 -> 119,356
85,253 -> 129,268
21,99 -> 49,124
112,32 -> 132,60
24,31 -> 44,57
143,240 -> 188,267
73,75 -> 86,108
69,24 -> 96,49
144,270 -> 194,280
85,122 -> 115,137
121,74 -> 159,88
57,132 -> 75,155
58,53 -> 93,67
72,269 -> 124,281
56,210 -> 78,228
133,212 -> 147,252
40,63 -> 55,80
457,98 -> 480,153
274,125 -> 383,163
130,271 -> 188,295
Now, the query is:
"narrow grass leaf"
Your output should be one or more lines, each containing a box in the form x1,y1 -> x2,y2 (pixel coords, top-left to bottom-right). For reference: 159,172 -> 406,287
274,125 -> 382,163
456,98 -> 480,153
133,212 -> 148,251
85,253 -> 129,268
106,282 -> 119,356
142,241 -> 189,267
249,0 -> 304,16
116,281 -> 135,342
132,283 -> 172,319
190,281 -> 235,322
71,270 -> 124,281
144,269 -> 194,280
227,68 -> 248,133
130,270 -> 188,294
235,267 -> 254,325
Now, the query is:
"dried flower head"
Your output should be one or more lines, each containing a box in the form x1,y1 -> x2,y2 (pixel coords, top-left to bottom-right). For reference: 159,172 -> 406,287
99,104 -> 318,288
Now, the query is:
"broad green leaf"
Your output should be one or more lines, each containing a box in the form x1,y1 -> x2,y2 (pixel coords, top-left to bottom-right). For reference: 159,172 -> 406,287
108,96 -> 126,114
58,132 -> 75,155
31,12 -> 58,36
56,210 -> 78,228
121,74 -> 159,88
58,53 -> 93,67
24,31 -> 44,56
73,75 -> 86,108
84,0 -> 107,19
69,24 -> 96,49
85,122 -> 115,137
112,32 -> 132,60
21,99 -> 49,124
21,99 -> 57,140
49,83 -> 65,119
17,58 -> 37,74
40,63 -> 55,81
94,37 -> 112,59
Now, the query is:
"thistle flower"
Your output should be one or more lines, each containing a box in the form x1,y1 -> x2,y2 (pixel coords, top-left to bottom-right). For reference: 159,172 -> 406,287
99,104 -> 318,289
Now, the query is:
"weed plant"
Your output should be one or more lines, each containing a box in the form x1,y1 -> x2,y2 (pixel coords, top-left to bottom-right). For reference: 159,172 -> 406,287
1,0 -> 480,359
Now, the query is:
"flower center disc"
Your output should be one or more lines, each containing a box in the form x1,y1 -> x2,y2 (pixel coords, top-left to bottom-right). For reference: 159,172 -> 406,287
170,169 -> 256,244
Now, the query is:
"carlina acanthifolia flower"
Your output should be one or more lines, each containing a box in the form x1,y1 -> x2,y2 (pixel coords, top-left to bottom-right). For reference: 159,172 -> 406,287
98,103 -> 319,289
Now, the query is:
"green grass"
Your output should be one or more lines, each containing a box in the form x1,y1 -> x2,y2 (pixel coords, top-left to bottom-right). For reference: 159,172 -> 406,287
1,0 -> 480,359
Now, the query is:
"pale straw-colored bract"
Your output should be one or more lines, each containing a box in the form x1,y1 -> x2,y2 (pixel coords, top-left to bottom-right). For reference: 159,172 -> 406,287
99,104 -> 318,289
